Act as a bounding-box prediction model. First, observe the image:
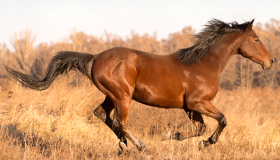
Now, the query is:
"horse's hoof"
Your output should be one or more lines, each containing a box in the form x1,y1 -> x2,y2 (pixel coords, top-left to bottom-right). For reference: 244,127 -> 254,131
118,141 -> 128,156
137,141 -> 146,151
162,131 -> 171,141
198,140 -> 206,150
119,141 -> 127,152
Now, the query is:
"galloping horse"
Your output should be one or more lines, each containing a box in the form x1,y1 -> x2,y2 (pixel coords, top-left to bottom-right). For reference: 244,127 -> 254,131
6,19 -> 274,151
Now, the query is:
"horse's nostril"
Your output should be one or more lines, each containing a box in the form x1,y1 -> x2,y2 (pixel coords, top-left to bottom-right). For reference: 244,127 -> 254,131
271,59 -> 275,64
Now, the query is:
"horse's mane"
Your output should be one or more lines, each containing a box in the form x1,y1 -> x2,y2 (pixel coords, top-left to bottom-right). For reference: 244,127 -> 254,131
175,19 -> 252,64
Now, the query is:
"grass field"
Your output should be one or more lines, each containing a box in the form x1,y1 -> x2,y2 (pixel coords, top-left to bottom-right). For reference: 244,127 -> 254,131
0,77 -> 279,159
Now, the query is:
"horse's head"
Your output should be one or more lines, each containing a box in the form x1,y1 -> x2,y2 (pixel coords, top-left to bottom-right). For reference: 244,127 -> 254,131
239,19 -> 274,70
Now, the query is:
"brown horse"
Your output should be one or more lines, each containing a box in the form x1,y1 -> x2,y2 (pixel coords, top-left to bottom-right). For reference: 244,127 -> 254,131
6,19 -> 274,152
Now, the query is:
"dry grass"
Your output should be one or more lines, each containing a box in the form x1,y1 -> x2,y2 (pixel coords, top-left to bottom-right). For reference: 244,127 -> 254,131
0,77 -> 279,159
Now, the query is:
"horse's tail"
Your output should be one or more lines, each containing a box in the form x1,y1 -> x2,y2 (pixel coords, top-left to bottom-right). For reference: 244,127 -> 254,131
6,51 -> 97,91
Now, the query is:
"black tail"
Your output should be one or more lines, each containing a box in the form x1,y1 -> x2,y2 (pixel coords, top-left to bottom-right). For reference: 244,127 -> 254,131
6,51 -> 96,91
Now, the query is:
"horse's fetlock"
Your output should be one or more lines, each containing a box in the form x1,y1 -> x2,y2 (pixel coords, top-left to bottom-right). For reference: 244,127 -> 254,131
219,116 -> 227,127
113,119 -> 122,128
208,134 -> 219,144
208,137 -> 216,144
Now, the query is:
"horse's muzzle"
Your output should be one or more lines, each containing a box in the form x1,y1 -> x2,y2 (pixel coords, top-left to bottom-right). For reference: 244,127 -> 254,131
262,59 -> 274,70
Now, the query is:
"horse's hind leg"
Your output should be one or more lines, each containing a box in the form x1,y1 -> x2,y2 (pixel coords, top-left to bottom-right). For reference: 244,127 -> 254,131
94,97 -> 127,147
162,110 -> 206,141
112,99 -> 146,151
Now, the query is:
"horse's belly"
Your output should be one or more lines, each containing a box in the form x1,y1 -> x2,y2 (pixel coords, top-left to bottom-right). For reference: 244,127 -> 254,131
132,87 -> 184,108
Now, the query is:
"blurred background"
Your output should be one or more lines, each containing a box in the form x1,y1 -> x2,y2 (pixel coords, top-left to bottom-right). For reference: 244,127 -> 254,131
1,0 -> 279,48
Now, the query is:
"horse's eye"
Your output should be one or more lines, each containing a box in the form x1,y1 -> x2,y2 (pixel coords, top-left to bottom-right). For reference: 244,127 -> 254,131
255,39 -> 260,42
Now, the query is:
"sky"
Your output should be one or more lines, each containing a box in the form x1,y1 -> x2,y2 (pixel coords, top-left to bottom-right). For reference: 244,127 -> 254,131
0,0 -> 279,50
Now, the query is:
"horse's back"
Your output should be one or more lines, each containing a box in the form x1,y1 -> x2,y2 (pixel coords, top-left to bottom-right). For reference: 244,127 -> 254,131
92,47 -> 172,74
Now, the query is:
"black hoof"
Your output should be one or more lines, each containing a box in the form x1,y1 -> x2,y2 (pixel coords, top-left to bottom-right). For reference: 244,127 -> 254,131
118,141 -> 128,156
119,141 -> 127,151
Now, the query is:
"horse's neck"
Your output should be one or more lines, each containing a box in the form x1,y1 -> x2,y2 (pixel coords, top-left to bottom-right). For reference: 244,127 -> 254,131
204,34 -> 241,74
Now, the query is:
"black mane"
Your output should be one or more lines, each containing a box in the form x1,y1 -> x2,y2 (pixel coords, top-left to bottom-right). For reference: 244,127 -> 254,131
175,19 -> 252,64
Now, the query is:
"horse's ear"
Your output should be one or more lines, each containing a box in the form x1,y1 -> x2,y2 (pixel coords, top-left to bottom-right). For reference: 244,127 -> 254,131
246,19 -> 255,31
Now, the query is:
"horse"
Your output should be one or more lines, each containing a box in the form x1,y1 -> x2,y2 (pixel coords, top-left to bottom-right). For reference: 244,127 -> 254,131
6,19 -> 274,152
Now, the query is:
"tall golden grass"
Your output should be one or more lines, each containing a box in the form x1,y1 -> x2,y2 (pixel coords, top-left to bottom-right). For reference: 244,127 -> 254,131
0,19 -> 279,159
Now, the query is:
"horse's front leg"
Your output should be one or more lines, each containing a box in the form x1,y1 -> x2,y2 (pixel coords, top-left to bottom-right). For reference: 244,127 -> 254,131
188,100 -> 227,149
